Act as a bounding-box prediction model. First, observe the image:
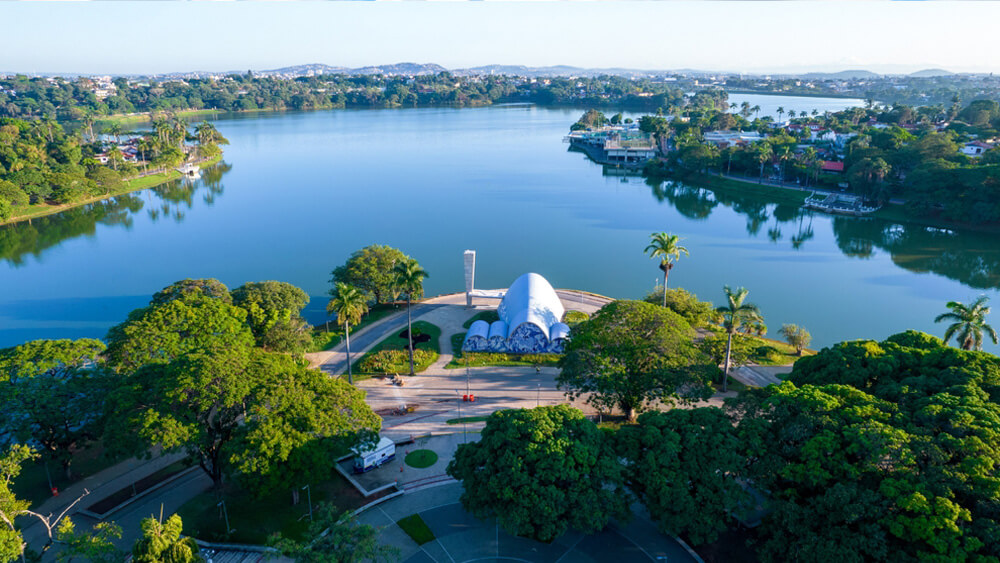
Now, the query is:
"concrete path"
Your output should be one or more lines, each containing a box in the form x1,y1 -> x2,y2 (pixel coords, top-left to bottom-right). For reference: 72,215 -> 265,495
730,365 -> 792,388
356,482 -> 701,563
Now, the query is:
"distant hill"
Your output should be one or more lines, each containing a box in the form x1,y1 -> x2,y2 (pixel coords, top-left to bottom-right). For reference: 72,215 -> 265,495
799,70 -> 881,80
909,68 -> 954,78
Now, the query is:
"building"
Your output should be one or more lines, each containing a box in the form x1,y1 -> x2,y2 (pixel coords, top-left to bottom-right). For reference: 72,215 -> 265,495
961,140 -> 994,157
703,130 -> 765,148
462,273 -> 571,354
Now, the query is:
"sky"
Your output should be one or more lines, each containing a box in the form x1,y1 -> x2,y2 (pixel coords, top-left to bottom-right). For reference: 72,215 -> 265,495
2,1 -> 999,76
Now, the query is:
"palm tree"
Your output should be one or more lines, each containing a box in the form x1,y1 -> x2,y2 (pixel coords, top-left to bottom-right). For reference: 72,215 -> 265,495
751,105 -> 761,120
104,122 -> 124,146
934,296 -> 998,351
756,143 -> 773,184
393,258 -> 429,376
327,282 -> 369,384
716,286 -> 762,392
644,232 -> 689,306
776,106 -> 785,122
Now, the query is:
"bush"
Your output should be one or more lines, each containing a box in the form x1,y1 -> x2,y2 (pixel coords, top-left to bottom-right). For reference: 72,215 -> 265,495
563,310 -> 590,327
358,349 -> 437,374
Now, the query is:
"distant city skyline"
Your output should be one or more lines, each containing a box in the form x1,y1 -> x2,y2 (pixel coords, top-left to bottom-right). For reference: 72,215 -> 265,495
3,1 -> 999,76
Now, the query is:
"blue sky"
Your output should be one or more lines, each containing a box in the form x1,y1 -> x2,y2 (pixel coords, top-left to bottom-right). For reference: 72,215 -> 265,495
3,1 -> 999,75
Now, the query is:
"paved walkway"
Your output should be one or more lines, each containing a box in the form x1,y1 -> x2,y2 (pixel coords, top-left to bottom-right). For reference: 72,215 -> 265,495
729,365 -> 791,388
357,482 -> 700,563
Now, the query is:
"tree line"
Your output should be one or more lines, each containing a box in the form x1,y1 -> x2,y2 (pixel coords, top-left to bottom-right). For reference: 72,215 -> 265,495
0,116 -> 227,222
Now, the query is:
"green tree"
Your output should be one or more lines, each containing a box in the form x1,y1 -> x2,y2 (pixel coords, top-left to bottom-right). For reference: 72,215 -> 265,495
131,515 -> 203,563
756,142 -> 773,183
934,296 -> 998,351
0,339 -> 109,480
644,232 -> 689,303
698,333 -> 753,377
55,519 -> 123,563
330,245 -> 409,305
150,278 -> 232,305
106,348 -> 377,492
558,300 -> 712,421
446,406 -> 629,542
231,281 -> 311,352
392,258 -> 428,376
0,445 -> 34,563
327,283 -> 369,385
716,286 -> 762,392
104,290 -> 254,372
779,324 -> 812,356
617,409 -> 750,545
268,504 -> 398,563
642,287 -> 716,326
228,366 -> 380,500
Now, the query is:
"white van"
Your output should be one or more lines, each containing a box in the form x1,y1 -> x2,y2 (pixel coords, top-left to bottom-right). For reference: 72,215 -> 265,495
353,437 -> 396,473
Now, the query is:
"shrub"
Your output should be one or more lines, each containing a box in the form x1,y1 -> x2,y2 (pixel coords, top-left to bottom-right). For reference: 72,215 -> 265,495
358,349 -> 437,374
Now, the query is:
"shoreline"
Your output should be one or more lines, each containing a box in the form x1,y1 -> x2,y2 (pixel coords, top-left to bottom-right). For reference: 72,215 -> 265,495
0,155 -> 224,227
653,170 -> 1000,234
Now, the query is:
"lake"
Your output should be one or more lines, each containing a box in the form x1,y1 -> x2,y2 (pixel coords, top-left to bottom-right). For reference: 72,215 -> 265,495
2,95 -> 998,353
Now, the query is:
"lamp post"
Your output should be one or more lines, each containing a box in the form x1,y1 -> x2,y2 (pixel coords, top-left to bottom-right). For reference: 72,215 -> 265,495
537,383 -> 541,408
302,485 -> 313,521
455,390 -> 466,444
217,500 -> 232,535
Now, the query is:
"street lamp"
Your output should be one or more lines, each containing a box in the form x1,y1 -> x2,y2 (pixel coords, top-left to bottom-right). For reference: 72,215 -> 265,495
301,485 -> 313,521
455,390 -> 466,444
537,383 -> 541,408
217,500 -> 232,535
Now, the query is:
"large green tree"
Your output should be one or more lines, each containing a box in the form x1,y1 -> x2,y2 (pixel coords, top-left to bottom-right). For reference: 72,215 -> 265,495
104,289 -> 255,372
392,258 -> 428,376
105,348 -> 378,491
727,331 -> 1000,562
0,339 -> 108,480
446,406 -> 629,542
617,409 -> 749,546
330,245 -> 409,305
268,504 -> 398,563
934,295 -> 998,351
558,300 -> 712,421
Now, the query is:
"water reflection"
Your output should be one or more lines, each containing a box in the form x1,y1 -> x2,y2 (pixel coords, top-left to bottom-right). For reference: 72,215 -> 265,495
0,161 -> 231,266
644,178 -> 1000,290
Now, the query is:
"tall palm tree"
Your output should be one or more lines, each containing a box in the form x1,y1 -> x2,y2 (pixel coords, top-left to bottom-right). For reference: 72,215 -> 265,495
393,258 -> 429,376
645,233 -> 689,306
934,296 -> 998,351
776,107 -> 785,122
327,282 -> 369,384
756,143 -> 773,184
751,105 -> 761,119
716,286 -> 762,392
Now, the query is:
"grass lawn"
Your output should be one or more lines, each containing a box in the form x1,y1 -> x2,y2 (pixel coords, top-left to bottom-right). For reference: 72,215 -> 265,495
404,450 -> 438,469
446,416 -> 492,425
177,470 -> 367,544
747,335 -> 814,365
685,173 -> 810,206
309,303 -> 402,352
12,445 -> 124,508
396,514 -> 435,545
445,333 -> 561,369
352,320 -> 441,375
462,310 -> 499,329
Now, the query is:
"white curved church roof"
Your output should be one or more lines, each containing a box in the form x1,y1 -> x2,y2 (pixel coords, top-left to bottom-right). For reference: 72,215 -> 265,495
497,273 -> 565,340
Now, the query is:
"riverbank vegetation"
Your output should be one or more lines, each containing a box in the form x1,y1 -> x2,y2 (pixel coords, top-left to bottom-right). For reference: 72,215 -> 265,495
624,97 -> 1000,226
0,115 -> 227,224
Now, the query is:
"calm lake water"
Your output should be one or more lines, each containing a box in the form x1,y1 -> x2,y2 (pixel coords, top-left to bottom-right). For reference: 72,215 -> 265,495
2,95 -> 998,353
